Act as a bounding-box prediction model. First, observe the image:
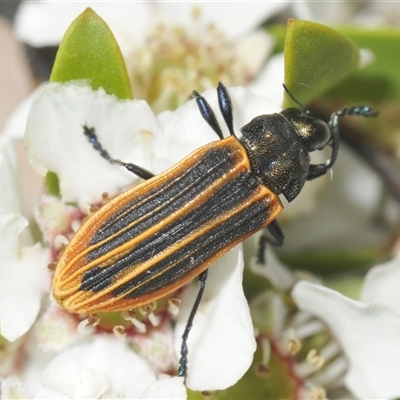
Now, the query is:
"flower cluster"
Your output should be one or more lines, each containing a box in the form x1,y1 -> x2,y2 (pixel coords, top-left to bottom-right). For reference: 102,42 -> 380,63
1,1 -> 400,399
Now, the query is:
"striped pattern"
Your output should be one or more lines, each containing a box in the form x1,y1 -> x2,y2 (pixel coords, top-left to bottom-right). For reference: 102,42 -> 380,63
53,136 -> 282,313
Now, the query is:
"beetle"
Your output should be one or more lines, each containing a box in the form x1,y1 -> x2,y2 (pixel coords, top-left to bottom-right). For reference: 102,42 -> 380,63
52,83 -> 376,379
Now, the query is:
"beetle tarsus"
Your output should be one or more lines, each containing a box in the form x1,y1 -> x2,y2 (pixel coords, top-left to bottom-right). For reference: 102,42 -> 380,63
307,163 -> 329,180
307,105 -> 378,178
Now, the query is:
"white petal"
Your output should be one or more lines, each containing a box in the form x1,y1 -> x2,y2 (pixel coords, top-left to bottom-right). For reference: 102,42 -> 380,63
140,377 -> 186,399
234,30 -> 274,77
0,212 -> 50,341
15,2 -> 153,56
0,18 -> 34,131
0,135 -> 23,215
2,86 -> 43,141
1,91 -> 45,220
249,246 -> 295,291
174,246 -> 256,391
15,1 -> 289,52
41,336 -> 156,399
157,2 -> 289,40
292,281 -> 400,399
155,86 -> 280,172
26,82 -> 161,206
17,334 -> 70,399
0,376 -> 28,399
292,1 -> 358,25
34,304 -> 81,352
248,53 -> 285,106
279,144 -> 385,252
362,251 -> 400,312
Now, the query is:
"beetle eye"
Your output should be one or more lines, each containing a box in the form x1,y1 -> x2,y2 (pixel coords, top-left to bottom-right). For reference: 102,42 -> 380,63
298,118 -> 330,152
280,108 -> 330,152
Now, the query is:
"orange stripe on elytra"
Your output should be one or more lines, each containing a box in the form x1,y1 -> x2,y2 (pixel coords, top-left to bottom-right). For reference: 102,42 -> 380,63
55,138 -> 250,300
53,136 -> 283,313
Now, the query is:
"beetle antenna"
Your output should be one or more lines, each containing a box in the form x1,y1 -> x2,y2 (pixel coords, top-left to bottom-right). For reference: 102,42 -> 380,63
83,125 -> 155,180
217,82 -> 235,136
326,106 -> 378,169
282,84 -> 307,112
193,91 -> 224,140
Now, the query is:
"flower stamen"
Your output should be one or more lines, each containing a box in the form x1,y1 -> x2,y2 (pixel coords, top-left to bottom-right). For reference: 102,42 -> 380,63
102,192 -> 109,201
308,385 -> 327,400
71,219 -> 81,232
287,338 -> 302,355
306,349 -> 325,370
88,314 -> 100,327
89,205 -> 99,214
139,302 -> 160,327
113,325 -> 126,338
255,337 -> 271,378
77,318 -> 95,335
122,310 -> 147,333
54,234 -> 69,250
139,302 -> 157,315
148,312 -> 161,327
168,298 -> 181,316
47,262 -> 57,271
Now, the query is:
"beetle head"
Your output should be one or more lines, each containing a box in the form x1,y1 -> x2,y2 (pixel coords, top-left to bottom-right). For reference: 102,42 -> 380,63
280,108 -> 330,152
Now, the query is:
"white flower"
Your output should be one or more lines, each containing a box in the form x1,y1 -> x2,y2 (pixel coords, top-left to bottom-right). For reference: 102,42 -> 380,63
25,81 -> 161,206
41,336 -> 157,398
292,252 -> 400,399
14,2 -> 289,113
293,1 -> 400,27
14,1 -> 288,56
0,211 -> 50,342
2,2 -> 293,394
1,336 -> 186,399
0,135 -> 50,343
7,3 -> 382,397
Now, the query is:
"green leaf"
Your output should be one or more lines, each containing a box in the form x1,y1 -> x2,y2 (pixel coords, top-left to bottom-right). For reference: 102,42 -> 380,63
278,247 -> 381,275
284,19 -> 360,107
323,276 -> 364,301
45,171 -> 60,197
50,8 -> 132,100
328,27 -> 400,102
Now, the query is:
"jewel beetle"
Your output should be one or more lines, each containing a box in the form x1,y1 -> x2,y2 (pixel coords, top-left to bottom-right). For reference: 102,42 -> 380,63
52,83 -> 376,379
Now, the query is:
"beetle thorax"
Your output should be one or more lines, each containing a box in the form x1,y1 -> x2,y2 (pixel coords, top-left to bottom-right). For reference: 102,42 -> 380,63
239,113 -> 310,202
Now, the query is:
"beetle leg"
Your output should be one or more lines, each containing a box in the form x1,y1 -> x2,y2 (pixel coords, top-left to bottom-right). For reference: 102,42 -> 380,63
307,163 -> 329,180
83,125 -> 155,180
256,220 -> 284,264
178,269 -> 208,380
326,105 -> 377,169
308,105 -> 377,181
267,220 -> 284,247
